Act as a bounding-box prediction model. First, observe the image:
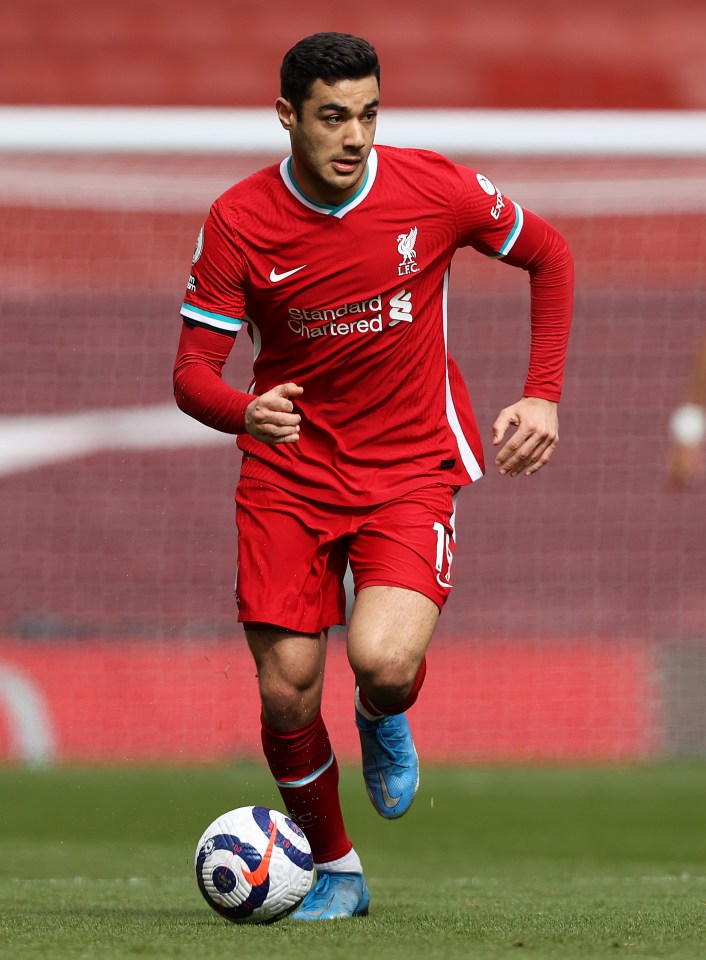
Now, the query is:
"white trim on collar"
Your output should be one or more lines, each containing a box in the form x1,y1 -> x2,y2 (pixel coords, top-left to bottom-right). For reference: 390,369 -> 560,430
279,148 -> 378,219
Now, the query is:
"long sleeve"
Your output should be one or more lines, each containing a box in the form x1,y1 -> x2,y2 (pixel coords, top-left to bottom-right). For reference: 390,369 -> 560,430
502,207 -> 574,402
173,321 -> 252,433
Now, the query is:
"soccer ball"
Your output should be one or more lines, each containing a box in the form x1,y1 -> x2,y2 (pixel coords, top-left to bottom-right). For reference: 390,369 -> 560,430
194,806 -> 314,923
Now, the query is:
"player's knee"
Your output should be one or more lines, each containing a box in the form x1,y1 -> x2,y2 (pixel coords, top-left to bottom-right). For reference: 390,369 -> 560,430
351,651 -> 418,705
259,684 -> 320,729
258,671 -> 322,728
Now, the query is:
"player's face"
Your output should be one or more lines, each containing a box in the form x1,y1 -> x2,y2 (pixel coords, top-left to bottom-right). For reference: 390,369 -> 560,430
276,75 -> 379,206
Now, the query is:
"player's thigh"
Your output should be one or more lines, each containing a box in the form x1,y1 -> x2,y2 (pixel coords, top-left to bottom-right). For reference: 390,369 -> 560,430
347,585 -> 438,689
235,477 -> 348,634
346,484 -> 457,678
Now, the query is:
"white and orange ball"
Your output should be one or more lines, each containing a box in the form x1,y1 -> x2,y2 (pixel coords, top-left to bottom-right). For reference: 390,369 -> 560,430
195,806 -> 314,924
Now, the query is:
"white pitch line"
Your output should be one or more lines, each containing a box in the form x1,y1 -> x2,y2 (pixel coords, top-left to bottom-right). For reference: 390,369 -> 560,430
0,665 -> 56,765
0,405 -> 233,478
1,107 -> 706,155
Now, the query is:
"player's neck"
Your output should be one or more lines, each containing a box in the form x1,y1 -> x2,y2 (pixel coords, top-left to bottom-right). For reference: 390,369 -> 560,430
288,157 -> 370,210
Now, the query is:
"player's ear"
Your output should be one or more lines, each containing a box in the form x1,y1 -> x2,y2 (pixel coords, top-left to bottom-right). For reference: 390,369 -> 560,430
275,98 -> 296,132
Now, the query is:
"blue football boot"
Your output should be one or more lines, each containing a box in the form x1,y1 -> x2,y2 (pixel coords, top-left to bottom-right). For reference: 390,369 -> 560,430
291,871 -> 370,920
355,708 -> 419,819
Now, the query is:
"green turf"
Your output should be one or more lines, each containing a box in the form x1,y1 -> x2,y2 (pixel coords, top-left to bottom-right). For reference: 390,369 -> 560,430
1,762 -> 705,959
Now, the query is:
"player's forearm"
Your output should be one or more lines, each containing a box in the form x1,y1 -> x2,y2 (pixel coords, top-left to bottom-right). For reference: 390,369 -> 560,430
174,362 -> 252,433
524,230 -> 574,402
503,210 -> 573,402
173,321 -> 251,434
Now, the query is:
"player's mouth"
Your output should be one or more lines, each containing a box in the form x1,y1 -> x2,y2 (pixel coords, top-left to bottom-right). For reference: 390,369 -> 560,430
331,157 -> 362,175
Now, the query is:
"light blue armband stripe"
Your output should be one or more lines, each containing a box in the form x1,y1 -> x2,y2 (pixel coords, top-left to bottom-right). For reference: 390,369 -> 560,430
489,202 -> 524,259
275,750 -> 335,789
180,303 -> 243,331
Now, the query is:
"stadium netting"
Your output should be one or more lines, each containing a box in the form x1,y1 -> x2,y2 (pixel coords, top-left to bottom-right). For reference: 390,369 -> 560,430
0,110 -> 704,764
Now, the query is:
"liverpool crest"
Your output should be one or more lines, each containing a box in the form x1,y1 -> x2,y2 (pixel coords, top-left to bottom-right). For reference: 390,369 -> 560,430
397,226 -> 419,276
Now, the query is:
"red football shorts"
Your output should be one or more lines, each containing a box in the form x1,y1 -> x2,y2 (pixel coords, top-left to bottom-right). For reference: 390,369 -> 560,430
234,477 -> 458,633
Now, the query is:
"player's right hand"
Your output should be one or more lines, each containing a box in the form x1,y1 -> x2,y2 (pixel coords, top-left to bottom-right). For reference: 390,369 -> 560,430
245,382 -> 303,444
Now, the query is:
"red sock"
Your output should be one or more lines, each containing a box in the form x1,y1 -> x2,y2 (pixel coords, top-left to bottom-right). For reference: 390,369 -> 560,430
260,711 -> 352,864
358,656 -> 427,716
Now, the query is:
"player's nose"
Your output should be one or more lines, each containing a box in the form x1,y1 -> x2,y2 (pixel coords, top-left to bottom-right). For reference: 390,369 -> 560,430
342,119 -> 366,149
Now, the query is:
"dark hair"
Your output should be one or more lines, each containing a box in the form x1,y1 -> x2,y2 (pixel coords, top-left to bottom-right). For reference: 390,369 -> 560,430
280,33 -> 380,116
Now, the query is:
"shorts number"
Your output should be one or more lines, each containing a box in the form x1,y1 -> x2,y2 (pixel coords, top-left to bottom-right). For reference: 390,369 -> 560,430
432,521 -> 454,585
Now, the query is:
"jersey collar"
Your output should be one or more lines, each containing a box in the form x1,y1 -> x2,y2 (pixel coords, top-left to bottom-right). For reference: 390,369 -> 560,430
279,149 -> 378,219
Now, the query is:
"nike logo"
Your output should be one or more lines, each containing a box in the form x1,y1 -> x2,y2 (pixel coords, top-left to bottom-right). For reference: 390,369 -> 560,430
269,265 -> 307,283
375,762 -> 401,809
240,821 -> 278,886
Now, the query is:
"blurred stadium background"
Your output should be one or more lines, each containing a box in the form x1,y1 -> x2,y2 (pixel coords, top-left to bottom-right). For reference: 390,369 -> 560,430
1,0 -> 705,766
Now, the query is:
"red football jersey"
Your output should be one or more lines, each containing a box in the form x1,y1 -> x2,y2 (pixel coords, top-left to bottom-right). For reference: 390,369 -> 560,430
180,145 -> 559,505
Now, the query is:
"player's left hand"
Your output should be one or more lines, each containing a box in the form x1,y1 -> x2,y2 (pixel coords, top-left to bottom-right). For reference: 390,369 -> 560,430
492,397 -> 559,477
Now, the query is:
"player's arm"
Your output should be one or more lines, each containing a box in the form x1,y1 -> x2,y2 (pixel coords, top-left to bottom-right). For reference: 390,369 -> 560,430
490,208 -> 573,477
667,334 -> 706,487
453,164 -> 573,477
173,321 -> 302,444
175,205 -> 301,445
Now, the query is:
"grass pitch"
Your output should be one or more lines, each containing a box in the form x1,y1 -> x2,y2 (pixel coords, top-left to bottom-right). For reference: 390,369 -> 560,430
1,762 -> 705,959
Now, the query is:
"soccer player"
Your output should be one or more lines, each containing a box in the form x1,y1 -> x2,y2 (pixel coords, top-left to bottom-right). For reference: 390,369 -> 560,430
173,32 -> 573,919
667,334 -> 706,487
